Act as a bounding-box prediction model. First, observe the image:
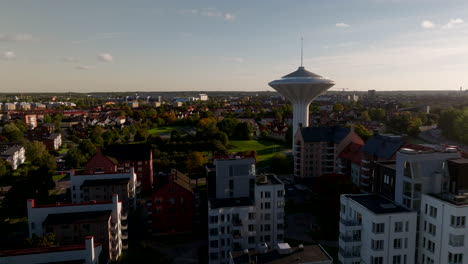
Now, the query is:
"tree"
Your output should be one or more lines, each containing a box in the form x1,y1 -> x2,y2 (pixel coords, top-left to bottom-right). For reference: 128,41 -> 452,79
78,139 -> 96,159
333,103 -> 345,112
233,122 -> 253,140
218,118 -> 239,138
214,132 -> 229,146
25,141 -> 49,162
30,154 -> 57,198
43,114 -> 53,123
0,159 -> 8,180
197,117 -> 218,138
25,233 -> 57,248
360,111 -> 371,122
1,123 -> 23,141
64,148 -> 87,168
134,129 -> 149,142
186,151 -> 206,177
353,124 -> 372,141
369,108 -> 386,121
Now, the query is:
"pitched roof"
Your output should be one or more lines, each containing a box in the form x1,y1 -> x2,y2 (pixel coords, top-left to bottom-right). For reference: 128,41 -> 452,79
360,133 -> 404,160
299,126 -> 350,144
104,144 -> 152,161
338,142 -> 363,164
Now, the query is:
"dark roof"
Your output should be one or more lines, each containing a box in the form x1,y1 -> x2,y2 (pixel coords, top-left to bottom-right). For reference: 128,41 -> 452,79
338,142 -> 363,164
300,126 -> 349,144
232,245 -> 332,264
104,144 -> 152,161
209,197 -> 253,209
256,174 -> 283,185
449,158 -> 468,164
43,210 -> 112,225
360,133 -> 404,159
82,178 -> 129,187
346,194 -> 411,214
282,66 -> 322,78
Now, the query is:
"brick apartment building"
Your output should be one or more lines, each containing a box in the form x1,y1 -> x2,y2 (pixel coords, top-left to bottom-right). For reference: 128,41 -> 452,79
84,144 -> 153,194
149,169 -> 194,234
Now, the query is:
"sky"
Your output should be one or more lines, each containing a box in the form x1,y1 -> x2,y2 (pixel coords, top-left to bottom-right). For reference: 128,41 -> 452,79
1,0 -> 468,93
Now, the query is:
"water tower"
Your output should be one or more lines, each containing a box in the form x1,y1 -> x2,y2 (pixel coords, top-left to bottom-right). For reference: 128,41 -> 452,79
268,66 -> 335,146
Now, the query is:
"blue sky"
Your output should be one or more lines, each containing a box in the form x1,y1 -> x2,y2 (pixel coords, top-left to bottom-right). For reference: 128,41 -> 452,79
1,0 -> 468,92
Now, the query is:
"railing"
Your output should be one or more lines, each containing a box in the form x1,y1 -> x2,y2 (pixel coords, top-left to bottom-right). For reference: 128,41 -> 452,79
340,219 -> 361,227
449,240 -> 464,247
339,247 -> 360,258
339,234 -> 361,242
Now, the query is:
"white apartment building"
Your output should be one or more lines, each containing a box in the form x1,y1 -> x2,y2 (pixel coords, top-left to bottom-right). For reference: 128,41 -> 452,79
394,147 -> 460,211
339,194 -> 417,264
27,194 -> 123,261
419,193 -> 468,264
0,236 -> 102,264
0,144 -> 26,170
208,157 -> 285,264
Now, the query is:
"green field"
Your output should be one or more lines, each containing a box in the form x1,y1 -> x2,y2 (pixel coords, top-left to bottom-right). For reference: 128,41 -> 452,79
147,127 -> 175,136
228,139 -> 289,167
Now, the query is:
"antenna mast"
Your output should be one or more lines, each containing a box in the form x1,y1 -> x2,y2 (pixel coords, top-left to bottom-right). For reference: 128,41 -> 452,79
301,37 -> 304,67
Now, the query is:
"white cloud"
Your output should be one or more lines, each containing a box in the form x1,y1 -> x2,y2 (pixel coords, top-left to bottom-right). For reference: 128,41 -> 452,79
76,65 -> 93,70
182,8 -> 236,21
336,23 -> 350,28
421,20 -> 435,29
0,33 -> 34,42
3,51 -> 16,59
97,53 -> 113,62
224,13 -> 236,21
444,18 -> 464,29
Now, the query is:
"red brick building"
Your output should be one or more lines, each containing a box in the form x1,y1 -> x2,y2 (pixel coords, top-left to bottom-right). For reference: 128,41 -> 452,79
84,144 -> 153,194
150,170 -> 194,234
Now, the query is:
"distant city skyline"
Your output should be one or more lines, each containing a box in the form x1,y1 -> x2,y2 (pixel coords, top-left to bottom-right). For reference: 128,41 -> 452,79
1,0 -> 468,92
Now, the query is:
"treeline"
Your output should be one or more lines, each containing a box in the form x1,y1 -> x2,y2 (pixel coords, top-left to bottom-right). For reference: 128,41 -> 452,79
438,107 -> 468,144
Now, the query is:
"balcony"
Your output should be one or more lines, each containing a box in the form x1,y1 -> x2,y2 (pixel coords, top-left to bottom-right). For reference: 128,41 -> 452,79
121,214 -> 127,220
339,234 -> 362,246
340,219 -> 362,231
339,247 -> 360,258
233,233 -> 242,242
122,233 -> 128,240
361,167 -> 370,172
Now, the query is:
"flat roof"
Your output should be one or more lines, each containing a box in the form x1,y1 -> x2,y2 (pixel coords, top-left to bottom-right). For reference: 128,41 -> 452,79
82,178 -> 129,187
209,197 -> 254,209
256,174 -> 283,185
345,194 -> 411,214
43,210 -> 112,225
231,245 -> 332,264
448,158 -> 468,164
0,243 -> 101,257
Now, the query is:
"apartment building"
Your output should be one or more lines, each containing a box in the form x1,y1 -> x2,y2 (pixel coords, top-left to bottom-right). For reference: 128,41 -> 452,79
339,194 -> 417,264
359,133 -> 404,192
27,195 -> 124,261
70,167 -> 137,216
0,143 -> 25,170
337,141 -> 364,185
207,156 -> 285,264
419,193 -> 468,264
394,146 -> 460,211
294,126 -> 363,179
150,169 -> 194,234
0,236 -> 102,264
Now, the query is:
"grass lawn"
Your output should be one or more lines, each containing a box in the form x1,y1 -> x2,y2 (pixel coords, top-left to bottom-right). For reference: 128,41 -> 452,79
147,127 -> 175,136
52,174 -> 68,181
228,139 -> 288,164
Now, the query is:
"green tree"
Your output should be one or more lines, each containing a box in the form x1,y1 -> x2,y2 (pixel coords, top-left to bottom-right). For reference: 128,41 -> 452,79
25,141 -> 49,162
360,110 -> 371,122
233,122 -> 253,140
43,114 -> 52,123
353,124 -> 373,141
78,139 -> 96,159
186,151 -> 206,177
218,118 -> 239,138
369,108 -> 386,121
1,123 -> 24,141
25,233 -> 57,248
333,103 -> 345,112
64,148 -> 87,168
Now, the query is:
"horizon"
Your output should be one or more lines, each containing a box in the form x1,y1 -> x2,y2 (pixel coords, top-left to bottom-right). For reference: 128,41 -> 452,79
2,0 -> 468,92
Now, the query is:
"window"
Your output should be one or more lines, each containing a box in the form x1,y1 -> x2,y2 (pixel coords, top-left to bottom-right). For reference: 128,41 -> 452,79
278,212 -> 284,219
277,190 -> 284,197
394,238 -> 402,249
450,216 -> 466,228
248,212 -> 255,220
429,206 -> 437,218
209,253 -> 218,260
265,235 -> 271,242
248,236 -> 255,244
277,223 -> 283,230
31,223 -> 35,230
372,223 -> 385,233
449,234 -> 464,247
341,203 -> 346,214
264,224 -> 271,231
168,198 -> 175,205
393,255 -> 402,264
395,222 -> 403,232
209,240 -> 218,248
371,239 -> 384,250
220,214 -> 224,222
426,240 -> 435,253
428,223 -> 436,236
448,253 -> 463,264
264,213 -> 271,220
248,224 -> 255,232
371,256 -> 384,264
265,192 -> 271,198
265,202 -> 271,209
209,228 -> 218,236
277,201 -> 284,208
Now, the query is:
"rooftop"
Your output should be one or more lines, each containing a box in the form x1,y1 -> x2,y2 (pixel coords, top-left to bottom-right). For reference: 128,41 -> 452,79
448,158 -> 468,164
282,66 -> 322,78
256,174 -> 283,185
43,210 -> 112,225
360,133 -> 404,159
299,126 -> 349,144
82,178 -> 129,187
0,243 -> 101,257
429,193 -> 468,207
209,197 -> 254,209
104,144 -> 152,161
345,194 -> 411,214
231,244 -> 332,264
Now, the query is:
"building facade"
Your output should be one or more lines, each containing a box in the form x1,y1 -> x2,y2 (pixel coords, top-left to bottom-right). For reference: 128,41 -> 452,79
339,194 -> 417,264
